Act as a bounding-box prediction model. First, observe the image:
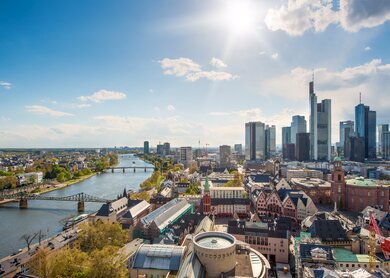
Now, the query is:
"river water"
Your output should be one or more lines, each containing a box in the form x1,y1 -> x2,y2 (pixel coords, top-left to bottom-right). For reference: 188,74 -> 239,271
0,154 -> 152,259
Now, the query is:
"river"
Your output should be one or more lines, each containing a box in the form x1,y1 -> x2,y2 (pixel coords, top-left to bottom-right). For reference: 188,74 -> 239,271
0,154 -> 152,259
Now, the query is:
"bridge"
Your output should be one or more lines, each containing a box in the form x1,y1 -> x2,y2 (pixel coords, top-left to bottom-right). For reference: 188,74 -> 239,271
0,192 -> 113,212
109,166 -> 154,173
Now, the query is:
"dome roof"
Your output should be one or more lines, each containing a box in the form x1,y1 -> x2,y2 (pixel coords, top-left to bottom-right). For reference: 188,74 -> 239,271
333,156 -> 342,162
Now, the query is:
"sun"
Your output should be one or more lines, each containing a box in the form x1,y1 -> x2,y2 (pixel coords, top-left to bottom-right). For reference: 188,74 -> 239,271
220,1 -> 259,36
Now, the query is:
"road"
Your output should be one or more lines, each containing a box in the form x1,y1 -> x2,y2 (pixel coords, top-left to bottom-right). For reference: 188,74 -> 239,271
0,227 -> 78,277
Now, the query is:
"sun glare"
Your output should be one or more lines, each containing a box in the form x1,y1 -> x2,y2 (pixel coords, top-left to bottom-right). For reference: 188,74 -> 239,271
221,1 -> 258,35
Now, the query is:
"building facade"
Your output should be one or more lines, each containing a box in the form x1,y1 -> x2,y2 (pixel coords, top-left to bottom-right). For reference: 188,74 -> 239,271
355,103 -> 376,159
291,115 -> 307,145
143,141 -> 149,154
309,80 -> 331,161
180,146 -> 193,168
339,121 -> 354,156
330,158 -> 389,212
265,125 -> 276,159
245,121 -> 266,161
378,124 -> 389,157
219,145 -> 231,168
295,133 -> 310,161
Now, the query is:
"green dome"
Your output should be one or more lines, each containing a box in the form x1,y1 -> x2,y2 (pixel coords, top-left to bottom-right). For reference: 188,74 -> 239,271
334,156 -> 342,162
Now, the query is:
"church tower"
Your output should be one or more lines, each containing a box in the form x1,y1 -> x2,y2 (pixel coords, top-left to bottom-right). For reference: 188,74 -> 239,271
331,157 -> 346,210
202,175 -> 211,214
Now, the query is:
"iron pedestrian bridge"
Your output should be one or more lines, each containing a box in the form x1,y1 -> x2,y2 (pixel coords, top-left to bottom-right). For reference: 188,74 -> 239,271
0,192 -> 113,212
109,166 -> 154,173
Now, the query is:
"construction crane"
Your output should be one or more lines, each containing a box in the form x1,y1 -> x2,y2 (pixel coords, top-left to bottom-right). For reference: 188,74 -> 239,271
369,210 -> 390,272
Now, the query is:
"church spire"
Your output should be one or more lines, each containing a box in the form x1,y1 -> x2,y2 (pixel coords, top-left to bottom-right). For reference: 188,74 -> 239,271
204,175 -> 210,192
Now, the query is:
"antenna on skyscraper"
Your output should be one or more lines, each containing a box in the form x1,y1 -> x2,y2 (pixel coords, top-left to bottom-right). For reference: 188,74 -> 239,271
312,68 -> 314,83
359,92 -> 362,104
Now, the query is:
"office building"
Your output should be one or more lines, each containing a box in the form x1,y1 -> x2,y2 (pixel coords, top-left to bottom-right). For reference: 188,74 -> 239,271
143,141 -> 149,154
219,145 -> 231,168
339,121 -> 354,156
245,121 -> 266,161
180,146 -> 193,168
265,125 -> 276,159
309,80 -> 331,161
162,142 -> 170,156
291,115 -> 307,144
344,136 -> 365,163
383,131 -> 390,160
282,127 -> 291,159
156,144 -> 164,155
378,124 -> 389,156
355,103 -> 376,159
234,144 -> 243,155
284,143 -> 295,161
295,133 -> 310,162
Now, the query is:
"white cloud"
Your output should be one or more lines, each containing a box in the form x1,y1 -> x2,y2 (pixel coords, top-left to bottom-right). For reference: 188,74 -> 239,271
167,104 -> 176,111
159,58 -> 201,76
149,89 -> 154,94
25,105 -> 74,117
159,57 -> 238,82
265,0 -> 338,36
259,51 -> 267,55
364,46 -> 371,51
271,53 -> 279,60
74,103 -> 91,109
0,80 -> 12,90
209,57 -> 227,68
78,89 -> 126,103
340,0 -> 390,32
186,71 -> 238,82
264,0 -> 390,36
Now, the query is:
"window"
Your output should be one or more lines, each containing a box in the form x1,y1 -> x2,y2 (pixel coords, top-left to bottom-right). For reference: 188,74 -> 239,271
338,186 -> 341,193
368,192 -> 371,197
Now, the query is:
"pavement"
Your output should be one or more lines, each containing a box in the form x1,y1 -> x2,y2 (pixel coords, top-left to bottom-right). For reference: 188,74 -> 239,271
0,228 -> 78,277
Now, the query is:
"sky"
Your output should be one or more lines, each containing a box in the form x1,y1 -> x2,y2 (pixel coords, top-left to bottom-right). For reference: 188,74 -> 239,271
1,0 -> 390,148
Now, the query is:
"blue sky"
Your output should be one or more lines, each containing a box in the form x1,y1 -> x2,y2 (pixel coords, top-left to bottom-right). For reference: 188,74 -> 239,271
1,0 -> 390,148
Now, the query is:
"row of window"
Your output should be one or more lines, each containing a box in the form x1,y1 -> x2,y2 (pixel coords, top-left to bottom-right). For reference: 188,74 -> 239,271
198,251 -> 235,259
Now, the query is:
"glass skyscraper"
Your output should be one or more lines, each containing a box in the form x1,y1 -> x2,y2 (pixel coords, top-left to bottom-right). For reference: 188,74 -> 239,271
355,103 -> 376,159
291,115 -> 307,144
378,124 -> 388,156
245,122 -> 265,161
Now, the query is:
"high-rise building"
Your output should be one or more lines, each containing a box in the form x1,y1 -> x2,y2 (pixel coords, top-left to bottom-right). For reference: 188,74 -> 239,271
383,131 -> 390,160
291,115 -> 307,145
344,136 -> 365,163
162,142 -> 170,156
285,143 -> 295,161
339,121 -> 354,156
234,144 -> 243,155
180,147 -> 193,168
265,125 -> 276,159
143,141 -> 150,154
295,133 -> 310,162
156,144 -> 164,155
282,127 -> 291,159
219,145 -> 231,168
309,80 -> 331,161
355,103 -> 376,159
378,124 -> 389,157
245,122 -> 266,161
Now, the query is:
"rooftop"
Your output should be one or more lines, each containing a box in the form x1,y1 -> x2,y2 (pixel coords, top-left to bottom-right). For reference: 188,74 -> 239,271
346,177 -> 384,187
194,232 -> 235,249
333,248 -> 375,263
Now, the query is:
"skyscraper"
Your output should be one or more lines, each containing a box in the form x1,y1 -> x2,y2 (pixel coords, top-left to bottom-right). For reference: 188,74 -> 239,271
339,121 -> 354,156
180,146 -> 193,168
234,144 -> 243,155
378,124 -> 389,157
383,131 -> 390,160
282,127 -> 291,159
309,80 -> 331,161
163,142 -> 170,156
245,122 -> 266,161
143,141 -> 150,154
295,133 -> 310,162
355,103 -> 376,159
219,145 -> 231,168
291,115 -> 307,144
265,125 -> 276,159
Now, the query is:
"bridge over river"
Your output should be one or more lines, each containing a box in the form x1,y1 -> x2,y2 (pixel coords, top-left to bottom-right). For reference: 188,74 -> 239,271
0,192 -> 113,211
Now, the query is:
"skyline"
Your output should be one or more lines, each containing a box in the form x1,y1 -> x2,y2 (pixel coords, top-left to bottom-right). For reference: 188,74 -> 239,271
1,0 -> 390,148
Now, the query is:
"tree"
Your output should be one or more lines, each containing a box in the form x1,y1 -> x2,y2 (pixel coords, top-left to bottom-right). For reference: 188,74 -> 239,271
78,222 -> 128,253
89,246 -> 128,278
20,232 -> 38,251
